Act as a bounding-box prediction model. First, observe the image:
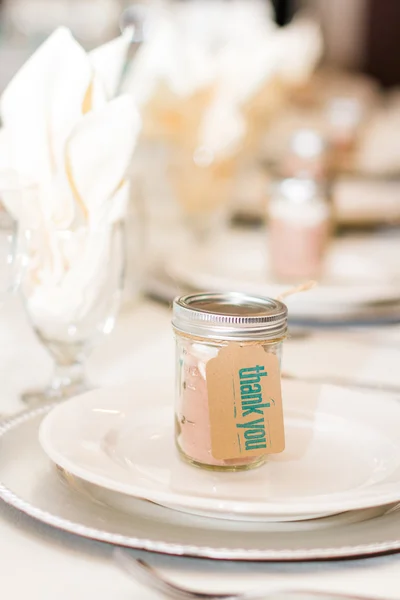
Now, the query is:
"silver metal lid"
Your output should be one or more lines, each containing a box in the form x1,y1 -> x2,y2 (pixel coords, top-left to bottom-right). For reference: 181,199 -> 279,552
172,292 -> 288,341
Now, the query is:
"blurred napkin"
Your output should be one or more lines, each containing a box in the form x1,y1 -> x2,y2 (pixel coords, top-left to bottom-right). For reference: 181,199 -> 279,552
0,27 -> 141,333
0,26 -> 140,227
124,1 -> 322,160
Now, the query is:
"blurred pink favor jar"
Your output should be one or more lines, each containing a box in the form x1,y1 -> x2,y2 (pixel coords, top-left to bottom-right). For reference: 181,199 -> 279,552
268,178 -> 332,281
172,293 -> 288,472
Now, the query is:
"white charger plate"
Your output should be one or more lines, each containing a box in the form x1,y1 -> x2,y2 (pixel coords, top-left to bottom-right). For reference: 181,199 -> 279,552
166,230 -> 400,318
39,378 -> 400,522
2,405 -> 400,561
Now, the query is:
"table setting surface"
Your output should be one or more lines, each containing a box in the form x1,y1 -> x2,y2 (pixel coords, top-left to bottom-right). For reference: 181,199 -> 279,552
0,294 -> 400,599
0,5 -> 400,598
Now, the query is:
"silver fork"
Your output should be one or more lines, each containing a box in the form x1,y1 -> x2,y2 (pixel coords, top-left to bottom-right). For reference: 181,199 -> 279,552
114,549 -> 381,600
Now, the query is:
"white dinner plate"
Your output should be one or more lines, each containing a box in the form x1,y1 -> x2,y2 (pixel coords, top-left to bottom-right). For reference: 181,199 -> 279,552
57,468 -> 395,524
166,230 -> 400,318
39,377 -> 400,522
2,406 -> 400,561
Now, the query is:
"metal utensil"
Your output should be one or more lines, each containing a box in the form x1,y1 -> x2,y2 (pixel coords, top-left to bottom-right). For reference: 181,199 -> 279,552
114,549 -> 383,600
116,3 -> 149,95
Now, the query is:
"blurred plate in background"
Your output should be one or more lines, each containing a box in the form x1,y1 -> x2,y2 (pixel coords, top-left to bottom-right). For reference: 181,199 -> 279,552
166,229 -> 400,320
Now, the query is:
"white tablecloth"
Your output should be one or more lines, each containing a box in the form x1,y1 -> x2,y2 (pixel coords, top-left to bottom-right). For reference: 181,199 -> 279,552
1,295 -> 400,599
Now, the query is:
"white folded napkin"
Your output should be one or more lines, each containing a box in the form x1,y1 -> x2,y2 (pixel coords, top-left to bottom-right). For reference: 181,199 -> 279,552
1,27 -> 140,227
0,27 -> 141,335
273,17 -> 323,88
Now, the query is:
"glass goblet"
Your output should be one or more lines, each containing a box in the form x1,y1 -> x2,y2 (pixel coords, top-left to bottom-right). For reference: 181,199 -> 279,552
0,173 -> 29,304
0,214 -> 17,306
19,221 -> 125,404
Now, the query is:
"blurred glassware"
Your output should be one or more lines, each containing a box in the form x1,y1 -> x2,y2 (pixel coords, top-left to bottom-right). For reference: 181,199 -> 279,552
2,0 -> 121,47
19,220 -> 125,404
0,173 -> 31,304
0,214 -> 17,305
268,177 -> 332,282
326,97 -> 363,175
167,144 -> 235,242
355,89 -> 400,177
122,3 -> 323,248
130,138 -> 234,283
327,97 -> 363,150
120,171 -> 145,309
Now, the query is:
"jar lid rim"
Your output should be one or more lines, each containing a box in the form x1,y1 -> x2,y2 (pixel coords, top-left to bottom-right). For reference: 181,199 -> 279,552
172,292 -> 288,340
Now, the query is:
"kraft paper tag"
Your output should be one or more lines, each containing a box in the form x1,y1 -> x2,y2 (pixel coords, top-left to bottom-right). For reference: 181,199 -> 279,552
206,343 -> 285,460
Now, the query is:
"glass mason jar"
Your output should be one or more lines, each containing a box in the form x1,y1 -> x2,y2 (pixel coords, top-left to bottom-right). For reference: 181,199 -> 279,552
268,177 -> 332,282
172,293 -> 288,472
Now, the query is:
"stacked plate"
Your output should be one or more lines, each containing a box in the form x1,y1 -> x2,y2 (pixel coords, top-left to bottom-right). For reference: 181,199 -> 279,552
2,376 -> 400,560
165,229 -> 400,323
